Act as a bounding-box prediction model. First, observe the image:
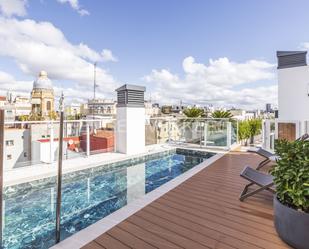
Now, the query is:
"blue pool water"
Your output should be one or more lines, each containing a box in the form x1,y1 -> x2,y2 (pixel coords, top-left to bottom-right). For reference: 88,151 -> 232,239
3,150 -> 214,249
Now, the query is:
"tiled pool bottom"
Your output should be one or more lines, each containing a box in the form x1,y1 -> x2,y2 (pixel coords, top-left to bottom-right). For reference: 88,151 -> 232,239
3,149 -> 215,249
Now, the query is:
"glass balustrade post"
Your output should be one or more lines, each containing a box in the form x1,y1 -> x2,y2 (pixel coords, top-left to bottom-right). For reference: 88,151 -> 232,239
204,120 -> 208,147
168,120 -> 171,144
114,119 -> 117,153
227,121 -> 232,149
49,121 -> 54,164
56,95 -> 64,244
199,120 -> 202,147
236,120 -> 240,144
0,109 -> 4,248
86,123 -> 90,156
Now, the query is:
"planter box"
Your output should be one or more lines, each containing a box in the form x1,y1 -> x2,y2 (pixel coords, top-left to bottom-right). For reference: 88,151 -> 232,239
274,196 -> 309,249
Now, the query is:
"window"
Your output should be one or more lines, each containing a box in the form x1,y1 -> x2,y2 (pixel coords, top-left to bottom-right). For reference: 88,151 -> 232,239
7,155 -> 12,160
24,152 -> 28,157
6,140 -> 14,146
47,101 -> 51,111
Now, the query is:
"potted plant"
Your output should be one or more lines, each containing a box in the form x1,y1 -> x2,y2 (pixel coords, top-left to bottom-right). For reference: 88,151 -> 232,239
270,140 -> 309,249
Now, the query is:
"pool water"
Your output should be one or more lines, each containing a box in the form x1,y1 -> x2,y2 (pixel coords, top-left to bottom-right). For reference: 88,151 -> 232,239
3,150 -> 214,249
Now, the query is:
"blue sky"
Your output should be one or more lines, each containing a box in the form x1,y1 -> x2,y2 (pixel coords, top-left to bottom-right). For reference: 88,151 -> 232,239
0,0 -> 309,109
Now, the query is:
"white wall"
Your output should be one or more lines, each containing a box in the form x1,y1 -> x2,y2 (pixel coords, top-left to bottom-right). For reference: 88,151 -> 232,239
4,129 -> 30,170
278,65 -> 309,121
116,107 -> 145,154
32,140 -> 66,164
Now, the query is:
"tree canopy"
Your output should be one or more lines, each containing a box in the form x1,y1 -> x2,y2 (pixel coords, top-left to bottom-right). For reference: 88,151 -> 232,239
183,107 -> 204,118
211,110 -> 233,119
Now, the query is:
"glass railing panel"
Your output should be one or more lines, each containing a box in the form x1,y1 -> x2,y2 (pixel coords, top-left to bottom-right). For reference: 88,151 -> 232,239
145,118 -> 161,145
206,120 -> 228,148
231,120 -> 238,145
171,119 -> 203,145
89,119 -> 115,155
63,120 -> 87,160
146,118 -> 232,149
145,118 -> 172,145
3,121 -> 59,170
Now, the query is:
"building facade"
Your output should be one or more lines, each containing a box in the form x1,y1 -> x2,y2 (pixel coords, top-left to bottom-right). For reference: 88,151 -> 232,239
87,99 -> 116,117
65,103 -> 81,117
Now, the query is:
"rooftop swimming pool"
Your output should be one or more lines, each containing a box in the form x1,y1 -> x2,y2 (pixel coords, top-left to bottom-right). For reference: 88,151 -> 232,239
3,149 -> 215,249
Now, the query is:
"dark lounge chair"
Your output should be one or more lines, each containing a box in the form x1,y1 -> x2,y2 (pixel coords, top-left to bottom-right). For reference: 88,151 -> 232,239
239,166 -> 275,201
248,147 -> 278,170
248,133 -> 309,170
296,133 -> 309,141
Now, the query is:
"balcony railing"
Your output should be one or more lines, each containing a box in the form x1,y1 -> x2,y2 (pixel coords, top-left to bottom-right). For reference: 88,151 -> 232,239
3,117 -> 237,171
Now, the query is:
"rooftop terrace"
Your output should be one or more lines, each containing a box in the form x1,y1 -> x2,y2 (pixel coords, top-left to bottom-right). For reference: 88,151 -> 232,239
76,152 -> 289,249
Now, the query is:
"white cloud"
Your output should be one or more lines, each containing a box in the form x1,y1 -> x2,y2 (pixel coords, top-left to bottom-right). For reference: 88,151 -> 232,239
144,56 -> 277,109
0,70 -> 32,96
101,49 -> 118,62
56,0 -> 89,16
0,0 -> 27,17
0,17 -> 118,96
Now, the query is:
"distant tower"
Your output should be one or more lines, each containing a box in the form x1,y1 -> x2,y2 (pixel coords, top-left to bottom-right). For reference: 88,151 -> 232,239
266,103 -> 272,113
31,71 -> 55,118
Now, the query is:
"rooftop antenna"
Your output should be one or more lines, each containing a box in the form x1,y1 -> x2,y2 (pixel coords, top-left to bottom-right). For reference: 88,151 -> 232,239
93,62 -> 97,101
92,62 -> 98,122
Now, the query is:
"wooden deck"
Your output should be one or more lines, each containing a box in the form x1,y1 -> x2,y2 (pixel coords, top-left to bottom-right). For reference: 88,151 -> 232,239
82,152 -> 290,249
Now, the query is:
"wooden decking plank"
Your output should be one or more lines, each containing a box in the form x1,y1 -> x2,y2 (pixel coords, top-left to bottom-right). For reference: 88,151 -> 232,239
127,213 -> 208,249
107,226 -> 156,249
172,185 -> 274,214
146,200 -> 285,247
163,190 -> 275,227
143,204 -> 260,249
82,241 -> 105,249
118,220 -> 181,249
162,191 -> 276,233
154,197 -> 283,244
136,208 -> 235,249
148,201 -> 280,249
95,233 -> 131,249
174,180 -> 274,213
168,185 -> 274,212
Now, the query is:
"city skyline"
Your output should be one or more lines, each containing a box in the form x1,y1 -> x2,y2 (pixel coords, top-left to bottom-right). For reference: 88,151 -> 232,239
1,0 -> 309,108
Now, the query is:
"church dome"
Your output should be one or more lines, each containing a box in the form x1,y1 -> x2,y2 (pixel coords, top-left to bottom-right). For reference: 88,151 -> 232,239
33,71 -> 53,90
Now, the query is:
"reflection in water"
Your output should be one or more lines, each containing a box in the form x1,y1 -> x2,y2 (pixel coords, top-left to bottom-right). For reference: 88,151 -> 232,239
127,163 -> 146,203
3,152 -> 211,249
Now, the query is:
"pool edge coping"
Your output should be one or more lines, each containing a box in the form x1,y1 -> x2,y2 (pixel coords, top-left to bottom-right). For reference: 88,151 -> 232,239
50,150 -> 226,249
